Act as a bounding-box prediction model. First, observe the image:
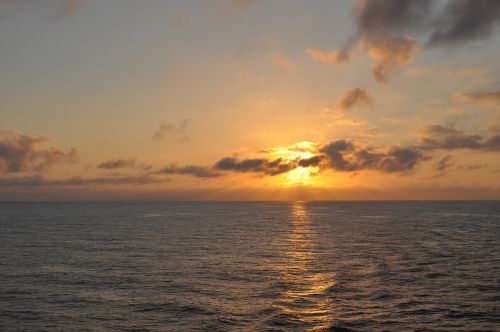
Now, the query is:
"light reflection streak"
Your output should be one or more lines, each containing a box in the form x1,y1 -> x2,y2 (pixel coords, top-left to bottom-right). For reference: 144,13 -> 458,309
274,202 -> 336,330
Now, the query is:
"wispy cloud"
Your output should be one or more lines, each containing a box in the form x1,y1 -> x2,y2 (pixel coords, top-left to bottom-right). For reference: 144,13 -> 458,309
0,175 -> 166,187
153,119 -> 191,142
0,0 -> 84,21
215,0 -> 253,17
158,164 -> 221,178
305,48 -> 350,64
455,89 -> 500,107
435,155 -> 453,172
271,52 -> 296,71
97,158 -> 151,171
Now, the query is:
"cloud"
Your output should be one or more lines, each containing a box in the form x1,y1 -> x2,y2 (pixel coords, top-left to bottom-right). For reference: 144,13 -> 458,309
0,0 -> 84,20
97,158 -> 151,171
418,125 -> 484,150
337,87 -> 373,111
158,164 -> 221,178
271,52 -> 296,71
305,48 -> 350,64
297,155 -> 323,167
456,89 -> 500,107
332,118 -> 368,126
351,0 -> 430,83
435,155 -> 453,172
418,125 -> 500,151
51,0 -> 83,20
427,0 -> 500,47
320,139 -> 426,174
0,130 -> 77,174
309,0 -> 500,83
214,157 -> 295,176
0,175 -> 166,187
153,119 -> 191,141
216,0 -> 252,17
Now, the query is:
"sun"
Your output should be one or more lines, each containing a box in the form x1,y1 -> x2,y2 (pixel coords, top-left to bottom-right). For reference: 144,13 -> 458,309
286,165 -> 318,185
266,141 -> 322,186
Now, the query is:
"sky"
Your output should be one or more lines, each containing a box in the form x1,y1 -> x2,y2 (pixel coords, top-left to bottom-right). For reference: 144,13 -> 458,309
0,0 -> 499,200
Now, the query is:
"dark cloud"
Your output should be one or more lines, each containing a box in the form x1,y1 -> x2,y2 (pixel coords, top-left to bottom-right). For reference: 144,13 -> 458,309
319,140 -> 357,171
311,0 -> 500,83
97,158 -> 151,171
214,157 -> 295,176
0,175 -> 166,187
353,0 -> 431,83
153,119 -> 191,141
320,139 -> 426,174
419,125 -> 484,150
158,165 -> 221,178
428,0 -> 500,47
298,155 -> 323,167
337,87 -> 373,111
417,125 -> 500,151
456,89 -> 500,106
214,157 -> 296,175
0,130 -> 77,174
484,134 -> 500,150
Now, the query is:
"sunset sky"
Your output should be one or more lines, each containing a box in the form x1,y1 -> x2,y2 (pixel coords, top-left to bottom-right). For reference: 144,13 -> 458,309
1,0 -> 499,200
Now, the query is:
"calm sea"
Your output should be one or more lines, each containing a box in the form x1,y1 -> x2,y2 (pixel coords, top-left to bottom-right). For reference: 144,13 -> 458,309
0,201 -> 499,331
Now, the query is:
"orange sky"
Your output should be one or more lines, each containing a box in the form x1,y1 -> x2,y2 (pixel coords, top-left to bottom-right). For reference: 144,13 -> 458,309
0,0 -> 499,200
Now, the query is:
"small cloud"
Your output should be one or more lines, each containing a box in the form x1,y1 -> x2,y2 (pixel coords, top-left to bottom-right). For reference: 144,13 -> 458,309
271,52 -> 296,71
435,155 -> 453,172
216,0 -> 253,17
458,163 -> 487,171
356,129 -> 389,137
51,0 -> 84,20
153,119 -> 191,142
337,87 -> 373,112
332,118 -> 369,127
0,0 -> 84,21
305,48 -> 350,64
237,69 -> 255,86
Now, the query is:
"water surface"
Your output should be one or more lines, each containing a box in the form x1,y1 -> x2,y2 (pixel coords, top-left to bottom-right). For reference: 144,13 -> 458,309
1,201 -> 499,331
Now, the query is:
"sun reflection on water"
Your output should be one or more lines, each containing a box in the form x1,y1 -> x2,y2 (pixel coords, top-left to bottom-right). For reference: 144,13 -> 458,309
274,202 -> 336,330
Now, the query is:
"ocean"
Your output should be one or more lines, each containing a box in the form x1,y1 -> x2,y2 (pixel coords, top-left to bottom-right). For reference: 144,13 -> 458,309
0,201 -> 499,331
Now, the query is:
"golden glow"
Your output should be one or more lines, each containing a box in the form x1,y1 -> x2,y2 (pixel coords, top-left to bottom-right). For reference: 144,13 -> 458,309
274,202 -> 335,329
286,166 -> 319,185
266,141 -> 323,186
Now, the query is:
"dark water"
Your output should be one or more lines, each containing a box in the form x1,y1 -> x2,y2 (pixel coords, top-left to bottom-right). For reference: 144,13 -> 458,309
0,201 -> 499,331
